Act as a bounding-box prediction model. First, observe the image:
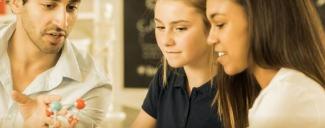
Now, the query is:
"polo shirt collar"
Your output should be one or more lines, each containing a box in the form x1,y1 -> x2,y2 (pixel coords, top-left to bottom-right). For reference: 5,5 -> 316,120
172,68 -> 216,93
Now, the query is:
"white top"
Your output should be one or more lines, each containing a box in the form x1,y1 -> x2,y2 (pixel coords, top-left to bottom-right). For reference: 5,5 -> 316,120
0,22 -> 112,127
249,68 -> 325,128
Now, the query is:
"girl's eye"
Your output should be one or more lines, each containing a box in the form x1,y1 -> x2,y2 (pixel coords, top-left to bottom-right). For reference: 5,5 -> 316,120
216,23 -> 225,29
176,27 -> 187,31
155,26 -> 165,30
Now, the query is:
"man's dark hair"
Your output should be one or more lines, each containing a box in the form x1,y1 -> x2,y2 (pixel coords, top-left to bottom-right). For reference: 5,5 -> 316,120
6,0 -> 28,4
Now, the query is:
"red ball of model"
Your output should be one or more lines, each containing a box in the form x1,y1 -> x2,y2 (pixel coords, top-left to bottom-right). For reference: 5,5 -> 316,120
75,99 -> 86,110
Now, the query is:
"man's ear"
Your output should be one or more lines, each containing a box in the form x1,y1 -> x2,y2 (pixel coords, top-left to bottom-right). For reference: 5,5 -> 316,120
10,0 -> 24,14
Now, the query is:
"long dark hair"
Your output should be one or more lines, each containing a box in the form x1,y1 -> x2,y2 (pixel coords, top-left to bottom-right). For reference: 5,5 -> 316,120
214,0 -> 325,127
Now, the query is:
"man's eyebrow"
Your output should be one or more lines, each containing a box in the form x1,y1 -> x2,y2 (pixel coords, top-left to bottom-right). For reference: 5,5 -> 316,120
69,0 -> 81,3
48,0 -> 60,2
42,0 -> 80,3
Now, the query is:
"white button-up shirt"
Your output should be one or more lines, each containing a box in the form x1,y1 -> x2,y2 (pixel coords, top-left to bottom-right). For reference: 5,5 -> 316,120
249,68 -> 325,128
0,22 -> 112,128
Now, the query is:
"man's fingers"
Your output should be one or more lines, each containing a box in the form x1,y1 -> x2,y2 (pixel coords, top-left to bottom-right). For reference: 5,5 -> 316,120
44,116 -> 53,125
44,117 -> 61,128
53,121 -> 61,128
11,90 -> 33,105
69,117 -> 79,127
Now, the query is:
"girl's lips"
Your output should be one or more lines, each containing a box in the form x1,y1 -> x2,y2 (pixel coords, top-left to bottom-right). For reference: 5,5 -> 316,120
166,51 -> 181,53
214,51 -> 227,57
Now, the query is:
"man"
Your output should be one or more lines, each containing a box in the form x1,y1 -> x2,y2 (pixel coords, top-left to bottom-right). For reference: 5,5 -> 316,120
0,0 -> 111,127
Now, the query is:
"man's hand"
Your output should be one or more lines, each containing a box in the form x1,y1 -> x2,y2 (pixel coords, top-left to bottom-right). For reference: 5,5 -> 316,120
11,91 -> 64,128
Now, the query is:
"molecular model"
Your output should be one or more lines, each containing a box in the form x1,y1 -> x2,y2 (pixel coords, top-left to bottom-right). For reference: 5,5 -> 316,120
48,99 -> 86,127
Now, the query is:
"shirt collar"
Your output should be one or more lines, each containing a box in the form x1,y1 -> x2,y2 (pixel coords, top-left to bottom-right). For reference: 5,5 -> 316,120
56,40 -> 81,81
0,22 -> 16,56
0,22 -> 16,87
173,68 -> 187,88
171,68 -> 216,94
49,39 -> 82,84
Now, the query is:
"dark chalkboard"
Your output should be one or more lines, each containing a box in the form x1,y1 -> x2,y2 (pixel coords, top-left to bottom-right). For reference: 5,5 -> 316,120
124,0 -> 162,88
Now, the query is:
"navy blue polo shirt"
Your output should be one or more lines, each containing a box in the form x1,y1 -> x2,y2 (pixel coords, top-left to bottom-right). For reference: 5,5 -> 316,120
142,67 -> 222,128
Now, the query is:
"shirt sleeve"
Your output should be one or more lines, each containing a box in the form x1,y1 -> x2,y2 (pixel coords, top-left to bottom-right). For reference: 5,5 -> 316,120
141,66 -> 163,119
75,84 -> 111,128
